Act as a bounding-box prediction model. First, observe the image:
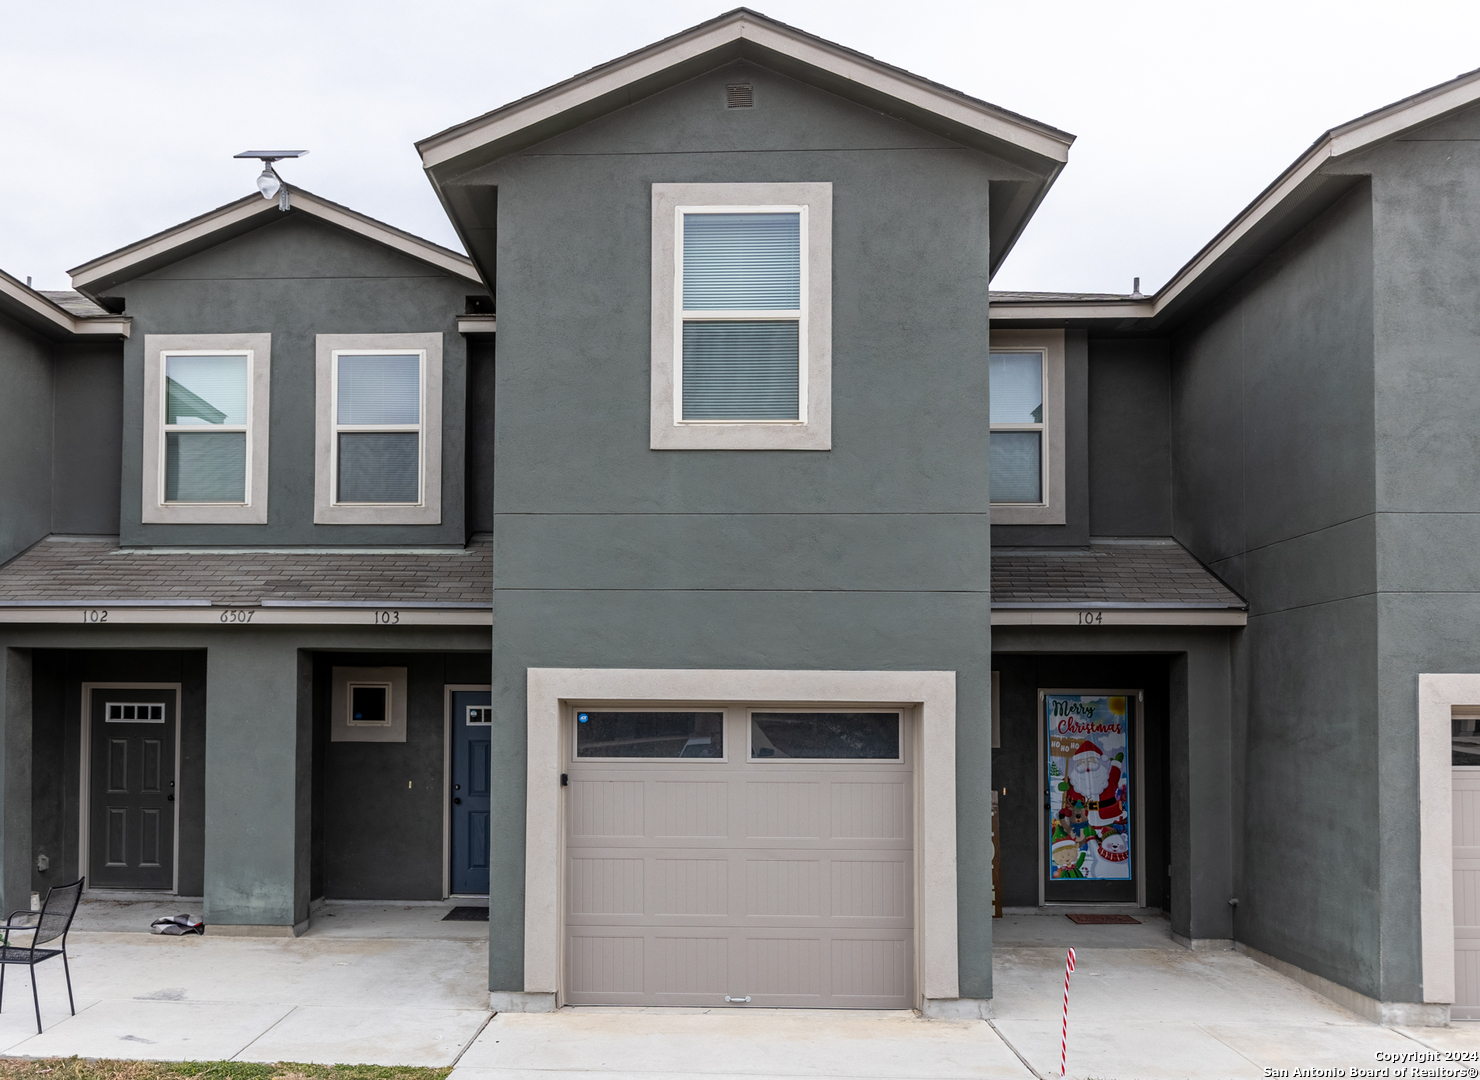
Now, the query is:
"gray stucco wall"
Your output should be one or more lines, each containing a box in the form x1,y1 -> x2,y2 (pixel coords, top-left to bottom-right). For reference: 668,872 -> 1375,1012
1087,337 -> 1171,537
1346,103 -> 1480,1004
1172,182 -> 1381,994
51,343 -> 123,537
458,60 -> 1009,999
0,314 -> 53,566
107,213 -> 472,546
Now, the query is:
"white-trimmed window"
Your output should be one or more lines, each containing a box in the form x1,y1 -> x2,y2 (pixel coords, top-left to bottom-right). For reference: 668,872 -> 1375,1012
651,183 -> 831,450
314,333 -> 442,525
989,329 -> 1065,525
142,334 -> 270,525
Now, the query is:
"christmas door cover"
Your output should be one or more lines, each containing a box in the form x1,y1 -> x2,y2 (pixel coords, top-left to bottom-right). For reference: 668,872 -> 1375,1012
1046,694 -> 1131,881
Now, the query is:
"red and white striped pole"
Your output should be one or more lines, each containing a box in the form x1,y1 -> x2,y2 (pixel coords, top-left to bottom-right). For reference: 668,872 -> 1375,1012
1059,947 -> 1077,1078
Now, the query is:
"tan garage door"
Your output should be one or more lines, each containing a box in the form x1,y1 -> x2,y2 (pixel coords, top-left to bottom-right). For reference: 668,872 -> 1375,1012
565,706 -> 914,1008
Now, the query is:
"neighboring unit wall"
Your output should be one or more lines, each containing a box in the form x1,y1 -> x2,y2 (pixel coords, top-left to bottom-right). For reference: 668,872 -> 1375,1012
460,61 -> 1005,998
1172,182 -> 1380,996
107,213 -> 471,546
1087,338 -> 1171,537
0,314 -> 54,566
51,343 -> 123,536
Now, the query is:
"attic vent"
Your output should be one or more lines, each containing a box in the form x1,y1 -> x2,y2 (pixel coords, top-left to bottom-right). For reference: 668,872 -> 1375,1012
726,83 -> 754,109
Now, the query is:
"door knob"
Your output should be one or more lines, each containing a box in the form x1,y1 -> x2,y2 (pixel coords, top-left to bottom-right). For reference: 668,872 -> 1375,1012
167,795 -> 175,802
453,797 -> 462,805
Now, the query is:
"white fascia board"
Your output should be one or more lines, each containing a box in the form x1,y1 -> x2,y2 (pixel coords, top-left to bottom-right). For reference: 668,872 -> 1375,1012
457,315 -> 498,335
0,606 -> 490,626
0,272 -> 130,338
990,609 -> 1247,626
990,301 -> 1155,321
419,14 -> 1071,170
71,191 -> 481,292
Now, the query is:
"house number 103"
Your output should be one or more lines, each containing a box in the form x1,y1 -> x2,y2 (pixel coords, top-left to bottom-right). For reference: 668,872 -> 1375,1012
374,610 -> 400,625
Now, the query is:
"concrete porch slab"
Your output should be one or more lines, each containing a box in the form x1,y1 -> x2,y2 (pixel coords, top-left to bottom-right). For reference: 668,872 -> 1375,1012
235,1004 -> 491,1066
454,1009 -> 1033,1079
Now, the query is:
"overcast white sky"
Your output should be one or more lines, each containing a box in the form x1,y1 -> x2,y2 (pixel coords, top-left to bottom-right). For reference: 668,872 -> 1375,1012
4,0 -> 1479,294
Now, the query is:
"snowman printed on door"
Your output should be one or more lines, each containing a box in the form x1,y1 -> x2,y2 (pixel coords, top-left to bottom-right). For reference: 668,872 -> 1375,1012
1046,695 -> 1131,881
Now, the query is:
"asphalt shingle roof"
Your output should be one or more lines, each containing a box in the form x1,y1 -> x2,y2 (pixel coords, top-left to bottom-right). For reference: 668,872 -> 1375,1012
0,535 -> 1237,610
0,535 -> 491,607
39,291 -> 111,318
991,538 -> 1245,608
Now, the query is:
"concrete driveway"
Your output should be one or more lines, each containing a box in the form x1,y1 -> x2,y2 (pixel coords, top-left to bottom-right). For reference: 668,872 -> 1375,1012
0,902 -> 1473,1079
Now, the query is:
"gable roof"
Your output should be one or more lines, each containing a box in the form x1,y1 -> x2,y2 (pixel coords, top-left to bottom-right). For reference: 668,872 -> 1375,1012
0,268 -> 130,340
69,188 -> 482,297
992,65 -> 1480,331
417,8 -> 1073,281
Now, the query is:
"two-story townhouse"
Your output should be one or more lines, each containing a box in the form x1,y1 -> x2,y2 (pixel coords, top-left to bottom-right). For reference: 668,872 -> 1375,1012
2,6 -> 1479,1028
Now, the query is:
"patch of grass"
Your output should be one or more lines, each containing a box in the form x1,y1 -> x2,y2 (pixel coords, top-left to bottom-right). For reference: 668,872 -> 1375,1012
0,1060 -> 452,1080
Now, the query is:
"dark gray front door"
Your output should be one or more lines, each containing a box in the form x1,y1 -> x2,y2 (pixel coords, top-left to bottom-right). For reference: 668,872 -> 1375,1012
90,689 -> 176,890
450,689 -> 492,895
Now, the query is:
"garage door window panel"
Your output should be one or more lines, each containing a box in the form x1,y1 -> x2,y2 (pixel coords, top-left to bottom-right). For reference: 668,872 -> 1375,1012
750,712 -> 901,760
575,711 -> 725,760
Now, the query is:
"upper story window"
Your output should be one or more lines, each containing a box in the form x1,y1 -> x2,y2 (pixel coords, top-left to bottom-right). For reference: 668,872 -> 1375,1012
990,329 -> 1065,525
651,183 -> 832,450
142,334 -> 271,525
315,333 -> 443,525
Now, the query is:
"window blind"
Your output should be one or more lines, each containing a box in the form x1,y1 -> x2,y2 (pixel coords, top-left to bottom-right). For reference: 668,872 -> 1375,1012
165,432 -> 246,502
990,431 -> 1042,503
682,213 -> 800,310
682,321 -> 800,420
166,355 -> 247,425
338,432 -> 419,503
989,352 -> 1043,424
337,355 -> 421,424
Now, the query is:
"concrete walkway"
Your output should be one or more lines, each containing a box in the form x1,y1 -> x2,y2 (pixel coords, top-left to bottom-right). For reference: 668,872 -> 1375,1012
0,898 -> 491,1065
0,903 -> 1474,1079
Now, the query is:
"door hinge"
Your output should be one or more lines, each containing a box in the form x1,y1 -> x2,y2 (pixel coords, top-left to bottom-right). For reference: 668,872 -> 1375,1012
561,773 -> 568,787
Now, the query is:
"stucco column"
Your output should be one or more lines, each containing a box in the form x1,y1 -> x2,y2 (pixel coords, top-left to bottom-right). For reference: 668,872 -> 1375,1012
0,649 -> 32,916
204,634 -> 311,933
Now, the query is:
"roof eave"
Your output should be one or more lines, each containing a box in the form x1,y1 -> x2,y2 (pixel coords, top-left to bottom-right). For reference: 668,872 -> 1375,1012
0,269 -> 131,341
69,189 -> 483,297
416,9 -> 1072,175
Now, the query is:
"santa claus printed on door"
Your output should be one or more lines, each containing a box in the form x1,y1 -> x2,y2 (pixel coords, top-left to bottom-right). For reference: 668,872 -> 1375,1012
1046,694 -> 1131,881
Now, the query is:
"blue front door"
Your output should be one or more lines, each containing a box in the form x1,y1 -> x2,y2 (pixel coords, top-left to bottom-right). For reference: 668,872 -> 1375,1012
450,689 -> 493,895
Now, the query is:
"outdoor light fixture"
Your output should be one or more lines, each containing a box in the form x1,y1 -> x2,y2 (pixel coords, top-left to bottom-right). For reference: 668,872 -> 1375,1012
233,150 -> 307,211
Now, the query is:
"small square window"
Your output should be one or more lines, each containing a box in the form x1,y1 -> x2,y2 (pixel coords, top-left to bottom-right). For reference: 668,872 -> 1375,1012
348,684 -> 391,727
105,702 -> 165,723
466,706 -> 493,725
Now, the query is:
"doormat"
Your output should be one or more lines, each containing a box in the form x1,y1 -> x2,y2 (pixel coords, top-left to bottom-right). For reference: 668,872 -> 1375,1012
1066,913 -> 1140,925
442,906 -> 490,922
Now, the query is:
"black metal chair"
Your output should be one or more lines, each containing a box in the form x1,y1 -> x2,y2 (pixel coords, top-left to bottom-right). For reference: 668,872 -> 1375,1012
0,877 -> 82,1033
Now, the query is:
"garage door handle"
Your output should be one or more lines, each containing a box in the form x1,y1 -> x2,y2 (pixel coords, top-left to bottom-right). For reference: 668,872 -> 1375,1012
453,797 -> 462,805
724,995 -> 750,1003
